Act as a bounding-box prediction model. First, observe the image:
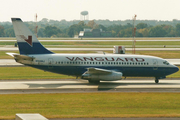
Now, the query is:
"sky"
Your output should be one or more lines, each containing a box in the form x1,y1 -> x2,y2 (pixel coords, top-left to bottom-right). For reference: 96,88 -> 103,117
1,0 -> 180,22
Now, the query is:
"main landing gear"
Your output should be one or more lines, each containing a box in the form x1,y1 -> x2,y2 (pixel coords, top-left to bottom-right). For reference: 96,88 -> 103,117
88,80 -> 100,84
155,77 -> 159,83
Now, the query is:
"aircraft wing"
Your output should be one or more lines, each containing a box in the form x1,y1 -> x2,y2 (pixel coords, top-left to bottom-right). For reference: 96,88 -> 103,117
85,67 -> 113,75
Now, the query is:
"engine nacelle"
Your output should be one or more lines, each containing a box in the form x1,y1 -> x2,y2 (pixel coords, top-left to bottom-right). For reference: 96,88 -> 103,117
81,72 -> 122,81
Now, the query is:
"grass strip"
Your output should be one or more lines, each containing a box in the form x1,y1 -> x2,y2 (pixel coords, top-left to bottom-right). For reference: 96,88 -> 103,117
0,67 -> 74,80
1,37 -> 180,40
0,93 -> 180,119
1,41 -> 180,46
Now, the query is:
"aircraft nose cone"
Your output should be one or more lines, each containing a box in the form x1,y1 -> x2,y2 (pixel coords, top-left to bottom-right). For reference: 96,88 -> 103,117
175,66 -> 179,72
172,66 -> 179,74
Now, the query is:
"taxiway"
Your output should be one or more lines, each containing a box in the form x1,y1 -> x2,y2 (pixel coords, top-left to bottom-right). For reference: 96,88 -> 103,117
1,79 -> 180,94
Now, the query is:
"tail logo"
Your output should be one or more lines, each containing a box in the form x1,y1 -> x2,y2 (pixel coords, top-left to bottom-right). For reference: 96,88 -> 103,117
19,35 -> 33,46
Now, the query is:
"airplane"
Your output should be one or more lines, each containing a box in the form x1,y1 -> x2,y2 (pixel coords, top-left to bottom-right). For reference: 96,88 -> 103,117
7,18 -> 179,84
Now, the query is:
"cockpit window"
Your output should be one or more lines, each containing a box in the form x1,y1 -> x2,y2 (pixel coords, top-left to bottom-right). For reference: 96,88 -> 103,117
163,61 -> 169,65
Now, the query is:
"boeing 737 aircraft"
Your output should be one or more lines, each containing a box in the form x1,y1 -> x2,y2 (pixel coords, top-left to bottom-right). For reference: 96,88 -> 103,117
7,18 -> 179,83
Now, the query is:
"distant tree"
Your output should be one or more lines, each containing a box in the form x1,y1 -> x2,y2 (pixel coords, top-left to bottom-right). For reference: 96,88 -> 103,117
149,25 -> 167,37
86,20 -> 96,28
176,23 -> 180,36
37,28 -> 45,37
163,25 -> 175,37
136,23 -> 148,29
44,26 -> 62,37
107,25 -> 123,37
68,24 -> 78,37
4,28 -> 15,37
0,26 -> 5,37
118,28 -> 132,37
68,21 -> 86,37
137,28 -> 149,37
96,24 -> 107,31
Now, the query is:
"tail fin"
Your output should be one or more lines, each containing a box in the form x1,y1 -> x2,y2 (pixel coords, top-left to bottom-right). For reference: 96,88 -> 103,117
11,18 -> 53,55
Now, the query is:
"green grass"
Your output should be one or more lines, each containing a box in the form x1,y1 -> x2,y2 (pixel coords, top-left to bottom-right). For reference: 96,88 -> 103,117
1,40 -> 180,47
0,67 -> 74,80
1,37 -> 180,40
1,93 -> 180,119
40,41 -> 180,46
134,51 -> 180,59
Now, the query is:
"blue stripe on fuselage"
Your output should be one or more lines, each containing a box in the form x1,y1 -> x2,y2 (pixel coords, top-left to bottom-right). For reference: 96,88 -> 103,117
18,42 -> 53,55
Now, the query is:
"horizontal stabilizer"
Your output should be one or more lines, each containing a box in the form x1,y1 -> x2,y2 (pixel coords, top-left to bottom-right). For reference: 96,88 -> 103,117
6,52 -> 34,64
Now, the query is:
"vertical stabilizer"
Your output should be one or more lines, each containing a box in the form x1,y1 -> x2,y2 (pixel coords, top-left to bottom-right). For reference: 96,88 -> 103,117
11,18 -> 53,55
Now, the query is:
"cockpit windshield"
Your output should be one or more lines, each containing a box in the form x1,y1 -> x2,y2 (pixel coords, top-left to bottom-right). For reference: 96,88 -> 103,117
163,61 -> 169,65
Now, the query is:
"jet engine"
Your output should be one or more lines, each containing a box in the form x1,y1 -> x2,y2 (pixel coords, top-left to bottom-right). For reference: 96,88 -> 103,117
81,72 -> 122,81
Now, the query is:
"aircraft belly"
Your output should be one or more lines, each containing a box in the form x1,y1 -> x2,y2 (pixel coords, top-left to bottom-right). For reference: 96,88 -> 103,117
26,65 -> 176,78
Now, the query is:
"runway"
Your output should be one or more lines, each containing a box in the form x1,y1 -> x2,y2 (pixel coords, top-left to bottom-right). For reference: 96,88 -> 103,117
1,79 -> 180,94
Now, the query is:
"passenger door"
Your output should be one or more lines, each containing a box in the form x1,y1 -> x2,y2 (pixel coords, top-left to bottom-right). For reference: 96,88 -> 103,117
48,58 -> 54,69
153,59 -> 158,70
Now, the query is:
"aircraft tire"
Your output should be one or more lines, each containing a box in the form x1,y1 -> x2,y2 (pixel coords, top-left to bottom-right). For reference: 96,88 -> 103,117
155,78 -> 159,83
88,80 -> 100,84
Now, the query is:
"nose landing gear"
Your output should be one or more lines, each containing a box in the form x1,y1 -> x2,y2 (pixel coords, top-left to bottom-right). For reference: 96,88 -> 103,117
155,78 -> 159,83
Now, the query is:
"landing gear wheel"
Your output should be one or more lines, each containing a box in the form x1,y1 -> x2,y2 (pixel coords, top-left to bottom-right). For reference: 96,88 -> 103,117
155,78 -> 159,83
88,80 -> 100,84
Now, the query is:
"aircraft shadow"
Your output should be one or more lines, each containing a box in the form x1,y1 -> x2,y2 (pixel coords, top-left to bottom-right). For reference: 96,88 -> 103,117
26,80 -> 180,91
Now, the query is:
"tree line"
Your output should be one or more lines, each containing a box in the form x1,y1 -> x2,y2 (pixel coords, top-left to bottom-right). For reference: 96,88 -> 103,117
0,18 -> 180,37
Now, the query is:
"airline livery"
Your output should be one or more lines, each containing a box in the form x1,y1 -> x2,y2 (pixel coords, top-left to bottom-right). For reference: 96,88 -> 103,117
8,18 -> 179,83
